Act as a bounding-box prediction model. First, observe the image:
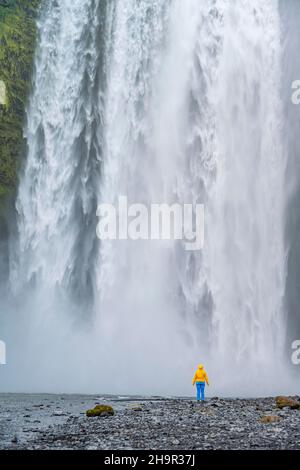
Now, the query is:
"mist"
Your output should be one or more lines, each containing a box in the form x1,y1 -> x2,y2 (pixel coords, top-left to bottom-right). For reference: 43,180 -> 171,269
0,0 -> 299,397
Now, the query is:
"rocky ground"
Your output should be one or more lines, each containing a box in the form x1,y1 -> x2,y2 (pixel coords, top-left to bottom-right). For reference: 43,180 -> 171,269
0,394 -> 300,450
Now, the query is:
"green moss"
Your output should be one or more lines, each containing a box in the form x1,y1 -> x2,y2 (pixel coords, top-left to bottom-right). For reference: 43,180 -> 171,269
0,0 -> 40,204
86,405 -> 115,418
0,183 -> 6,197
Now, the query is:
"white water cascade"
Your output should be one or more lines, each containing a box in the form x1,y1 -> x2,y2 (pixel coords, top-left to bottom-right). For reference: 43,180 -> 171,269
1,0 -> 296,396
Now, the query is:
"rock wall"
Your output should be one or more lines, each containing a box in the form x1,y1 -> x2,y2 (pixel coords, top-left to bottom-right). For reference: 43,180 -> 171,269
0,0 -> 40,203
0,0 -> 40,283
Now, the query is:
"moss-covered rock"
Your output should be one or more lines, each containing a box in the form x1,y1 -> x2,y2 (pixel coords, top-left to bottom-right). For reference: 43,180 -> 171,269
260,415 -> 281,424
0,0 -> 40,203
276,396 -> 300,410
86,405 -> 115,418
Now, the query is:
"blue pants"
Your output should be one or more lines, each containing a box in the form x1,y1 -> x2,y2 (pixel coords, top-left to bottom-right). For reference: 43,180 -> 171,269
196,381 -> 205,401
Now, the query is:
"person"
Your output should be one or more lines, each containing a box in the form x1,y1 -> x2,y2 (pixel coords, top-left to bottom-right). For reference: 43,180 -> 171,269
192,364 -> 209,401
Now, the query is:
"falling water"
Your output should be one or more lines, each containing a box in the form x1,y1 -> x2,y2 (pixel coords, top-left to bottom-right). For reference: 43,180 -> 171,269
1,0 -> 297,395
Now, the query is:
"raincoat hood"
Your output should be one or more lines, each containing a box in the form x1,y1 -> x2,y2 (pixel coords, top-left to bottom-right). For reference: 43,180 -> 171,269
192,364 -> 209,386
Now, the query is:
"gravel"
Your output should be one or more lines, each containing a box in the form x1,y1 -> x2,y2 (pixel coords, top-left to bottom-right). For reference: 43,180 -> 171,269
0,394 -> 299,450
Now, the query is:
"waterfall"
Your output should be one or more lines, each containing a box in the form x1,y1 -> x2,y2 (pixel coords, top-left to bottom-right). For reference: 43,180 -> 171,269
1,0 -> 297,395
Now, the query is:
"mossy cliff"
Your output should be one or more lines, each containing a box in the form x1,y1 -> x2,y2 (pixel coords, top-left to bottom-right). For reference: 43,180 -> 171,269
0,0 -> 40,204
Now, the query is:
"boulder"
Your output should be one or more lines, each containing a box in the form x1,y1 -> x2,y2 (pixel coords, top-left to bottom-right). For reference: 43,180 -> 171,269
86,405 -> 114,418
128,404 -> 143,412
275,396 -> 300,410
261,415 -> 281,424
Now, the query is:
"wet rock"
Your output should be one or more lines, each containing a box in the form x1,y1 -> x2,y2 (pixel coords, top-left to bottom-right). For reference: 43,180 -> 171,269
52,411 -> 68,417
129,404 -> 143,412
210,402 -> 222,408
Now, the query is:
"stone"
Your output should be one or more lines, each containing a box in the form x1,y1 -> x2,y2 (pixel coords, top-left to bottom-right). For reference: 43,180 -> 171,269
86,405 -> 114,418
129,404 -> 143,412
52,411 -> 65,416
276,396 -> 300,410
261,415 -> 281,424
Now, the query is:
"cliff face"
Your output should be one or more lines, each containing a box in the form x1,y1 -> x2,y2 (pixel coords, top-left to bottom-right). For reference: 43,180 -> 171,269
0,0 -> 40,203
0,0 -> 40,282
